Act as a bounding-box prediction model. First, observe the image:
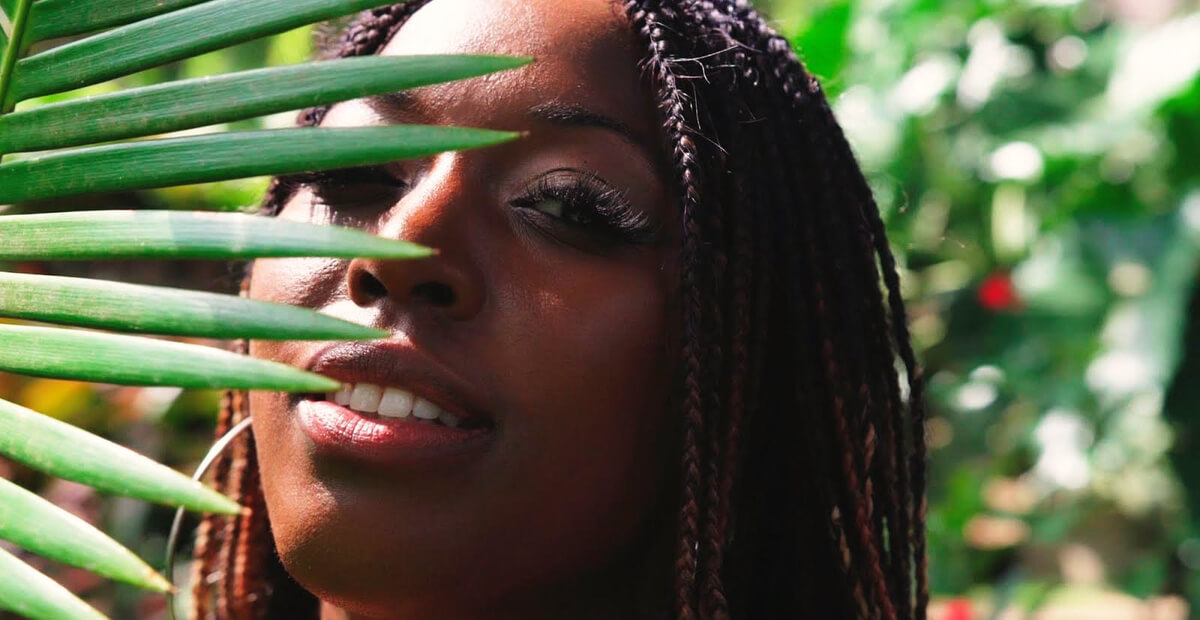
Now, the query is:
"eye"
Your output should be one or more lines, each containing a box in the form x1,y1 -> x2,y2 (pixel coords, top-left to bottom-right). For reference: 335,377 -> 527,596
529,197 -> 564,219
511,169 -> 656,245
279,167 -> 408,210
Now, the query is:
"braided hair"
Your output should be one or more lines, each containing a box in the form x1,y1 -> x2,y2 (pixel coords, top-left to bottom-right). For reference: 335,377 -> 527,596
191,1 -> 928,618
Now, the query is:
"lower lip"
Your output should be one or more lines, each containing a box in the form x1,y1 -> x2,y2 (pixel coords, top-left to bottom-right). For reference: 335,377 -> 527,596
297,399 -> 492,467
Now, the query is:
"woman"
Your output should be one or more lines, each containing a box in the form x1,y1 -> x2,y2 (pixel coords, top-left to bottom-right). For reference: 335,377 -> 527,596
191,0 -> 928,618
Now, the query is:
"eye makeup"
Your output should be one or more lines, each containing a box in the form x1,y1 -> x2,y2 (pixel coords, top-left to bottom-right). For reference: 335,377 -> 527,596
276,165 -> 660,250
510,169 -> 658,246
277,166 -> 409,214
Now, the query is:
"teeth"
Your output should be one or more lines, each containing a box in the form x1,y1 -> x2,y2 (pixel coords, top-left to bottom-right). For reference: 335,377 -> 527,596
348,383 -> 383,413
378,387 -> 414,418
412,397 -> 440,420
329,383 -> 475,428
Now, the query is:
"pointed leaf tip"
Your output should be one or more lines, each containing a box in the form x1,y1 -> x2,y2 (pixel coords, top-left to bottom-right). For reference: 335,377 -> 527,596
0,210 -> 434,261
0,547 -> 108,620
0,478 -> 174,592
0,398 -> 245,515
0,125 -> 521,204
0,325 -> 340,392
0,272 -> 393,341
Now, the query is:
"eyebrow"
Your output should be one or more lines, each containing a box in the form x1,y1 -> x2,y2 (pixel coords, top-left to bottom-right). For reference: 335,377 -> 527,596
365,91 -> 416,120
367,95 -> 647,149
527,102 -> 646,149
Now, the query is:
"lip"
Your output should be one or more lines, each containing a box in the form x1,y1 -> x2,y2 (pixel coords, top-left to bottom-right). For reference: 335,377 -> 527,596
294,340 -> 495,467
297,399 -> 492,468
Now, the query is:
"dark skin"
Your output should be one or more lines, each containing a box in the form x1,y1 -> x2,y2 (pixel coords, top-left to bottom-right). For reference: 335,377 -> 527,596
247,0 -> 681,617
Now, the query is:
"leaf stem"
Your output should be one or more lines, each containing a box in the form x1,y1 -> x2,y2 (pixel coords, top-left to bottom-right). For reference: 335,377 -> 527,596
0,0 -> 32,123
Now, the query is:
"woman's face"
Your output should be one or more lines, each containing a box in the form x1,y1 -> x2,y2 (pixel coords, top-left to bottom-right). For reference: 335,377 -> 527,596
247,0 -> 678,616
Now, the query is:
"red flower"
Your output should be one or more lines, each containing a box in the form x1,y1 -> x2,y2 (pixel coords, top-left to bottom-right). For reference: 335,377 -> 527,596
978,271 -> 1018,311
944,598 -> 974,620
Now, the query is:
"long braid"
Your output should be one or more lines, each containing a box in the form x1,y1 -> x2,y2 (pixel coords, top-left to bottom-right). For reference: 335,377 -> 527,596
823,105 -> 914,615
230,423 -> 269,618
772,160 -> 865,619
859,160 -> 930,620
215,403 -> 248,614
687,5 -> 862,617
709,2 -> 923,617
752,33 -> 878,618
704,93 -> 754,620
669,9 -> 755,615
689,6 -> 734,616
774,61 -> 917,611
740,18 -> 865,620
833,110 -> 930,618
789,75 -> 897,620
643,2 -> 917,617
815,85 -> 929,615
626,4 -> 712,617
189,386 -> 235,619
221,387 -> 253,618
758,13 -> 920,618
684,7 -> 759,615
802,199 -> 893,620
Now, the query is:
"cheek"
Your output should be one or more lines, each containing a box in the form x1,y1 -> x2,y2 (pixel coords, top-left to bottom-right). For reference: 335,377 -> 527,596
502,254 -> 672,433
483,257 -> 678,576
244,256 -> 349,571
247,256 -> 346,308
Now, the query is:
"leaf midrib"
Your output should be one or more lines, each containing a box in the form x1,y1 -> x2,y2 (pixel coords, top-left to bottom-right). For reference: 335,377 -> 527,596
0,0 -> 32,118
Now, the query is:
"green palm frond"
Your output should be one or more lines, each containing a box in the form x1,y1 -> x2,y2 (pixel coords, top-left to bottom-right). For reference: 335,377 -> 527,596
0,547 -> 107,620
0,0 -> 526,617
0,476 -> 174,593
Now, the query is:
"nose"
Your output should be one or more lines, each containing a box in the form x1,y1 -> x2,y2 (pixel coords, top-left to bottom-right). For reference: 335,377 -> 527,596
344,166 -> 485,321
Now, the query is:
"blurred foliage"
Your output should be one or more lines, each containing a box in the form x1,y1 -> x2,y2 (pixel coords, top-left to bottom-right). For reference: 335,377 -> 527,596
3,0 -> 1199,617
765,0 -> 1200,615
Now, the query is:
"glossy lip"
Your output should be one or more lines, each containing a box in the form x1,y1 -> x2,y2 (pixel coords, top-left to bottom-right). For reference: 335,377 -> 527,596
294,340 -> 496,468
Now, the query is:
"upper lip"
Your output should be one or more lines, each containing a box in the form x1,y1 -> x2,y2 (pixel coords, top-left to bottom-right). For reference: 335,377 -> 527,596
302,340 -> 493,425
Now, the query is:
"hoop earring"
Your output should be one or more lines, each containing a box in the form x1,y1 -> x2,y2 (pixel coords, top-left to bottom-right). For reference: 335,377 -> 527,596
163,415 -> 254,620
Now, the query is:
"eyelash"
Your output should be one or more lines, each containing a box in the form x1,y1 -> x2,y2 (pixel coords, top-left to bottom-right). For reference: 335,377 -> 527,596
277,167 -> 655,245
278,167 -> 408,209
511,172 -> 655,245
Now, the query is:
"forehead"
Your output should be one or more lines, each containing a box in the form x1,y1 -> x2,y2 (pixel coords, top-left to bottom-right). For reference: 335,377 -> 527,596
365,0 -> 657,137
389,0 -> 632,59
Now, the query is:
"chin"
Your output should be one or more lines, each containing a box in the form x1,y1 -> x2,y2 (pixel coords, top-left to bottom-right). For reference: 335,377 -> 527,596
271,502 -> 472,616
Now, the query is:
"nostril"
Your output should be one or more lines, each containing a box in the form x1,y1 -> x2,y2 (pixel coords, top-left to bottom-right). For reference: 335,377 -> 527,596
355,270 -> 389,300
412,282 -> 456,307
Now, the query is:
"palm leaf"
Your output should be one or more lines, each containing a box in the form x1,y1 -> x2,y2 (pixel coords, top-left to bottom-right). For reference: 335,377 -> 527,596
0,0 -> 530,614
26,0 -> 211,43
0,477 -> 172,592
0,0 -> 30,111
0,125 -> 516,203
0,547 -> 106,620
0,210 -> 434,260
0,324 -> 342,390
0,398 -> 241,514
0,55 -> 529,153
6,0 -> 404,106
0,272 -> 387,340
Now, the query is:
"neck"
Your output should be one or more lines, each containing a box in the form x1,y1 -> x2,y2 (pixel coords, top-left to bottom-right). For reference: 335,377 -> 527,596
316,525 -> 672,620
316,569 -> 656,620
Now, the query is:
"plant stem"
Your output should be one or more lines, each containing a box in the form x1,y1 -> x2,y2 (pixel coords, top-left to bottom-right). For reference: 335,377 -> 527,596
0,0 -> 32,128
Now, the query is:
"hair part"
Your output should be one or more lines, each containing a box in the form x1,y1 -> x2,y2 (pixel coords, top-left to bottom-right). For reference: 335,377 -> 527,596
192,2 -> 928,618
